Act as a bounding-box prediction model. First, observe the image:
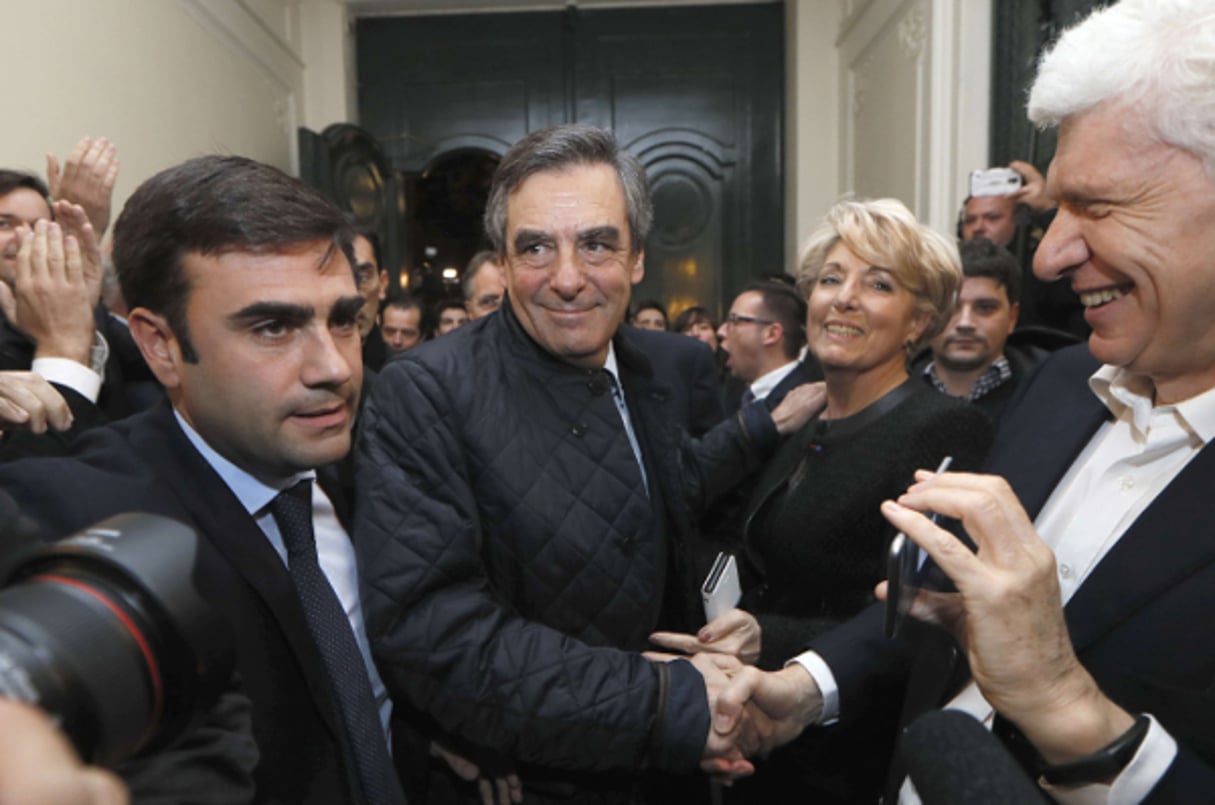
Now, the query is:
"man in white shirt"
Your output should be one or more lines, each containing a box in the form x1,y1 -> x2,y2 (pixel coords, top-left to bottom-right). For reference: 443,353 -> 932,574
709,1 -> 1215,801
717,280 -> 814,411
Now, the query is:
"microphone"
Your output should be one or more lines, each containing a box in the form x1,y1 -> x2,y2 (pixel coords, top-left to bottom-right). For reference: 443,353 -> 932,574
901,709 -> 1047,804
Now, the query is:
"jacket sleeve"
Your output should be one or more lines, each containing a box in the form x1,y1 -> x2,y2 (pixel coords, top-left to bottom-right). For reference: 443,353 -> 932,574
1145,743 -> 1215,803
679,401 -> 783,517
353,359 -> 709,773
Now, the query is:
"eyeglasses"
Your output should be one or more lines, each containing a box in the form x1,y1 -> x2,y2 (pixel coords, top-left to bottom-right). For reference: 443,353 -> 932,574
724,313 -> 774,327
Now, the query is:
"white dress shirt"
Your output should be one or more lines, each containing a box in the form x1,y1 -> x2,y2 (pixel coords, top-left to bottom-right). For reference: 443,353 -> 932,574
748,360 -> 801,403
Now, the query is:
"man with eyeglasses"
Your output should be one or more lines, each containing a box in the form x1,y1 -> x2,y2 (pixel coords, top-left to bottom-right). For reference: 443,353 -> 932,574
718,280 -> 821,414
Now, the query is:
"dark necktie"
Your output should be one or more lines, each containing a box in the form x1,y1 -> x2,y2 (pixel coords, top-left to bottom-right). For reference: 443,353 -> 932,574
741,388 -> 757,406
270,480 -> 404,805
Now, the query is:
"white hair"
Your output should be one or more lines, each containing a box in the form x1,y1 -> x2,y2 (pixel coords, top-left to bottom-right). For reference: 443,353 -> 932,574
1028,0 -> 1215,174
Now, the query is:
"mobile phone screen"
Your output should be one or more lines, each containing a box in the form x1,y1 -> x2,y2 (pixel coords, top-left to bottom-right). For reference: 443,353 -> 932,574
883,457 -> 952,639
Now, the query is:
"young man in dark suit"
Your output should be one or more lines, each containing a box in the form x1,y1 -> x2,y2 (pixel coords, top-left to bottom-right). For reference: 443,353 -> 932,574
717,280 -> 820,415
0,156 -> 404,804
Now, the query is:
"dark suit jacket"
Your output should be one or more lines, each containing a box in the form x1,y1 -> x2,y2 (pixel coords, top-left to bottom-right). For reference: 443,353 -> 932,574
813,345 -> 1215,800
623,325 -> 725,437
0,402 -> 373,804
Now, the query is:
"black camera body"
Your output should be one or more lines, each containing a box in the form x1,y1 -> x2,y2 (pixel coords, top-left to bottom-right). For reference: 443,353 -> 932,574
0,513 -> 233,765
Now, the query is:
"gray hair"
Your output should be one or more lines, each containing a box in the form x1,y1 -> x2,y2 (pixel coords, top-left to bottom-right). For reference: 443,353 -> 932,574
1028,0 -> 1215,174
483,125 -> 653,256
462,250 -> 499,301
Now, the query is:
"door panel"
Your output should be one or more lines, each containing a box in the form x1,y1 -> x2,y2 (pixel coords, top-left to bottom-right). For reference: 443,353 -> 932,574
355,3 -> 784,316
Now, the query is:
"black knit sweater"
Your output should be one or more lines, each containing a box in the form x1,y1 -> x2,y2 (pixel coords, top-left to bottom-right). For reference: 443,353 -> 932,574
742,381 -> 994,670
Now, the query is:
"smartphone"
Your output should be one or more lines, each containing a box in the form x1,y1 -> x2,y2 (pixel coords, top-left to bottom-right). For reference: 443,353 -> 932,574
969,168 -> 1023,198
884,456 -> 952,639
702,552 -> 742,623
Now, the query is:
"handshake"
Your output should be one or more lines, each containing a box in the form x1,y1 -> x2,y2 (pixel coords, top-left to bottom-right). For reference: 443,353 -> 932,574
649,468 -> 1142,788
648,609 -> 823,781
695,654 -> 823,780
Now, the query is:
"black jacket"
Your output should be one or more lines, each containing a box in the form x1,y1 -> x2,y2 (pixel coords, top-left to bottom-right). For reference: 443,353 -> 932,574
355,303 -> 782,796
624,325 -> 725,437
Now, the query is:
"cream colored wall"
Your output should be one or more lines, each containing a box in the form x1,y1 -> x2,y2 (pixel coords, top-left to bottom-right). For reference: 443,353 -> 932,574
298,0 -> 359,127
785,0 -> 990,248
0,0 -> 313,226
785,0 -> 841,269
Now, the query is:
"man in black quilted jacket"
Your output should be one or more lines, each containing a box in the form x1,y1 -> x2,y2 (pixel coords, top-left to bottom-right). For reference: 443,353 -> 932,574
354,124 -> 821,804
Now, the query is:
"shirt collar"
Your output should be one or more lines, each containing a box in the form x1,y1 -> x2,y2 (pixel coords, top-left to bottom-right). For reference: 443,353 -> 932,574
172,408 -> 314,517
1089,365 -> 1215,444
750,360 -> 800,401
602,341 -> 621,384
923,355 -> 1012,402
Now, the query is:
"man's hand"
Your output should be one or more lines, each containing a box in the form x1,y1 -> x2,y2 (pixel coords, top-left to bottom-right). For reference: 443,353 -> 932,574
47,136 -> 119,236
1009,160 -> 1053,213
0,698 -> 128,804
644,651 -> 757,781
0,371 -> 74,433
879,470 -> 1136,764
429,741 -> 522,805
712,663 -> 822,758
52,201 -> 102,307
688,652 -> 757,781
650,608 -> 762,665
769,381 -> 826,435
14,221 -> 96,365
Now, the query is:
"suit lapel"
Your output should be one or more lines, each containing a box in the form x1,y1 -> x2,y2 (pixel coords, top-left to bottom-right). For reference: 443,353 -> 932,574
989,366 -> 1108,518
133,405 -> 342,735
1065,441 -> 1215,651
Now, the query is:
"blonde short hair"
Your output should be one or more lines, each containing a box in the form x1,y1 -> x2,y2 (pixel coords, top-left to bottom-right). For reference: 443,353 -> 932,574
795,198 -> 960,354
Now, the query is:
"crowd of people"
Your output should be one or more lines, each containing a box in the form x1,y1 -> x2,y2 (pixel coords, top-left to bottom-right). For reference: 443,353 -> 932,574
0,0 -> 1211,803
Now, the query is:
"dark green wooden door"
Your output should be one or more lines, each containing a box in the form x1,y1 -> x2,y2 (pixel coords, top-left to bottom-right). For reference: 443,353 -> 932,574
356,2 -> 784,318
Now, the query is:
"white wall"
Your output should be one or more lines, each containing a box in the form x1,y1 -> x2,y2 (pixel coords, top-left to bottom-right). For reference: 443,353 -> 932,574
0,0 -> 313,225
792,0 -> 990,240
785,0 -> 841,269
298,0 -> 358,128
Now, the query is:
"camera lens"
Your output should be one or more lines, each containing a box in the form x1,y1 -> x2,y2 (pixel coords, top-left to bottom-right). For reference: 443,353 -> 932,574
0,513 -> 232,765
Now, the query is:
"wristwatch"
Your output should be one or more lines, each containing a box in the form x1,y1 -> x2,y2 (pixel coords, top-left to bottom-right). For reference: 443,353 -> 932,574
1038,714 -> 1151,786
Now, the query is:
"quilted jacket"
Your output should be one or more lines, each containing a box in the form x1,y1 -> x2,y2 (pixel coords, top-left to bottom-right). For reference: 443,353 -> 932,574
354,302 -> 781,786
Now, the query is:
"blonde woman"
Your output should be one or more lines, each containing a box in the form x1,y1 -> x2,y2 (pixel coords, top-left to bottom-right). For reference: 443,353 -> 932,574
656,198 -> 994,803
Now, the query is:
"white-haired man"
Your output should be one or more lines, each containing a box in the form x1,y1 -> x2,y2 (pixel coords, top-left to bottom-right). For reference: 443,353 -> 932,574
713,2 -> 1215,801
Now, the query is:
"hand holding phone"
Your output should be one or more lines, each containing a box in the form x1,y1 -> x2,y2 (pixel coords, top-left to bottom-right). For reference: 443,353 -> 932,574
969,168 -> 1024,198
884,457 -> 952,639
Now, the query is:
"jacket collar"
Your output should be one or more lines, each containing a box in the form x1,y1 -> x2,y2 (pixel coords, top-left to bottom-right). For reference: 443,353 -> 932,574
494,294 -> 656,381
